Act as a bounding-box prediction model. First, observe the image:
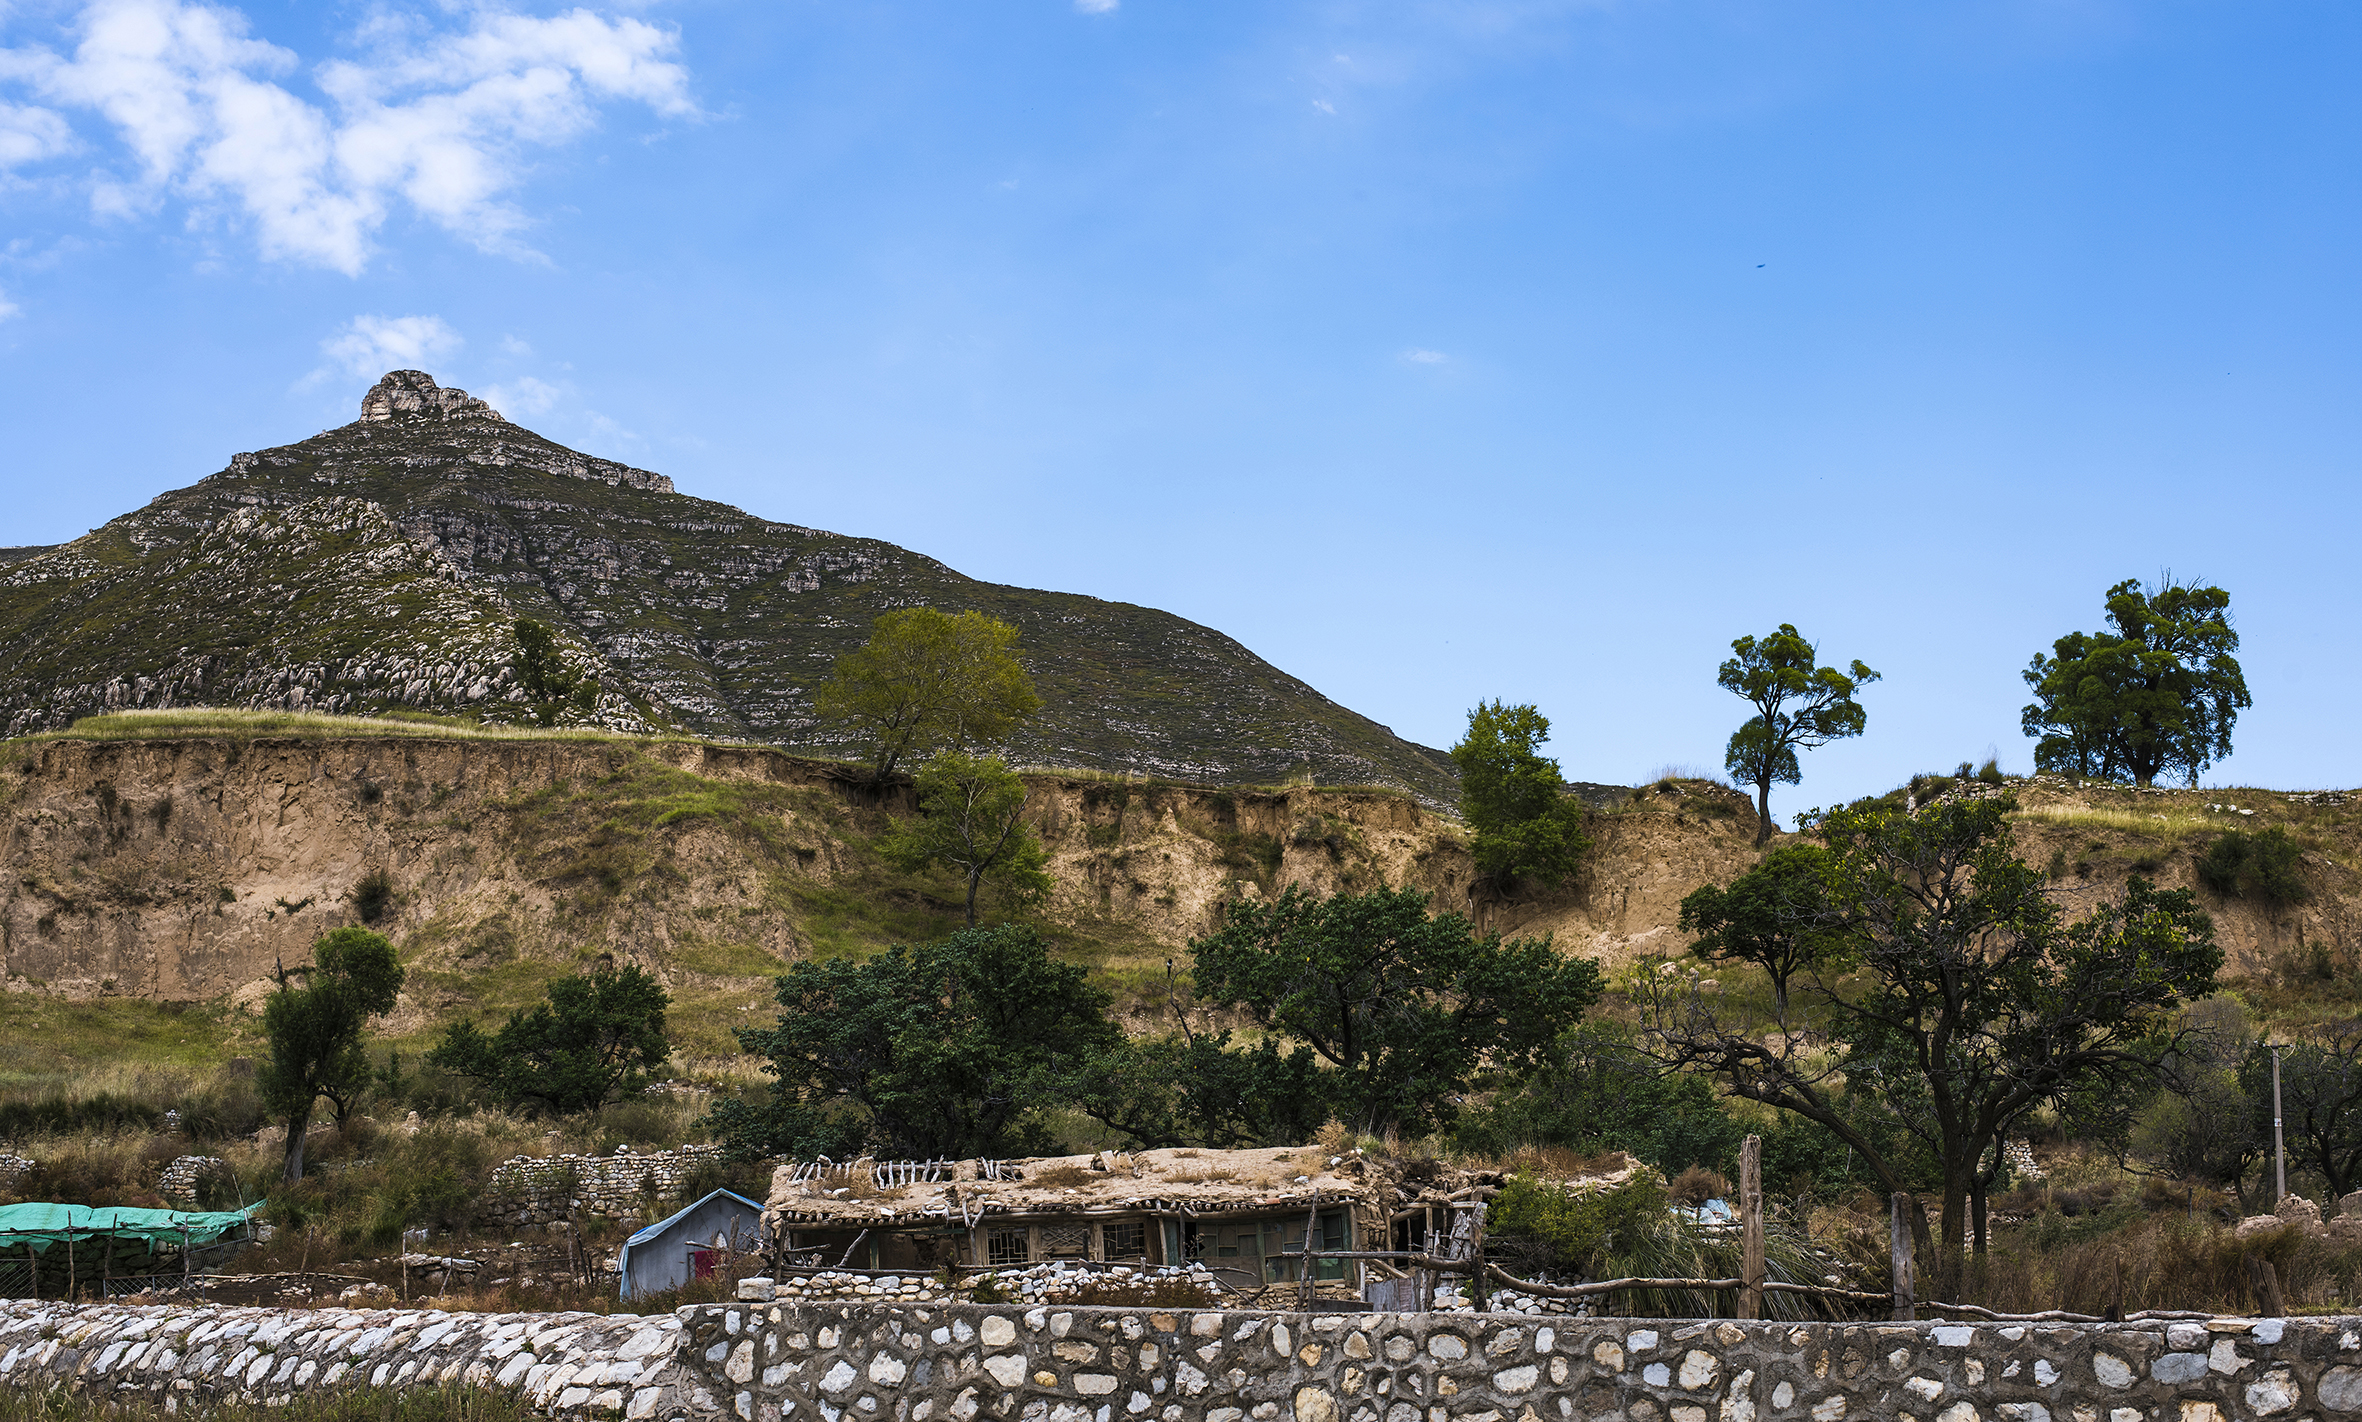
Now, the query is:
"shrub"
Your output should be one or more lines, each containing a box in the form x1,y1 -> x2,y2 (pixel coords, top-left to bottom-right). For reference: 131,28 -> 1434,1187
352,870 -> 396,924
2199,827 -> 2310,907
1488,1171 -> 1670,1278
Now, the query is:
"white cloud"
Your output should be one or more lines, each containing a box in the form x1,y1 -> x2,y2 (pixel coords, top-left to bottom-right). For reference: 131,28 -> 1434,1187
322,312 -> 461,376
482,373 -> 558,416
1400,348 -> 1447,364
0,286 -> 19,322
1310,98 -> 1335,115
1074,0 -> 1118,13
0,101 -> 74,168
0,0 -> 694,273
499,333 -> 532,356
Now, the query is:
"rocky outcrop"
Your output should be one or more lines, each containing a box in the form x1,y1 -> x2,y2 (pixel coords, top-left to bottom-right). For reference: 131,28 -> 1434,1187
357,370 -> 508,426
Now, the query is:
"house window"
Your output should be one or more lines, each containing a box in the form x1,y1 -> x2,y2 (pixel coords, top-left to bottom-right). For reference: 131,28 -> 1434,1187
987,1228 -> 1029,1266
1102,1221 -> 1145,1260
1261,1211 -> 1351,1282
1041,1224 -> 1090,1258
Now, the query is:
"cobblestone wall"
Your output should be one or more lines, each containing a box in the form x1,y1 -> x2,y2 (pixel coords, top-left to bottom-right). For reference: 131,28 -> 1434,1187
0,1301 -> 689,1418
484,1144 -> 727,1224
14,1297 -> 2362,1422
675,1302 -> 2362,1422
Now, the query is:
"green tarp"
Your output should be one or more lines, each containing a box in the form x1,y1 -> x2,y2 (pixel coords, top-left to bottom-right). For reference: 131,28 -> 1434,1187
0,1201 -> 264,1255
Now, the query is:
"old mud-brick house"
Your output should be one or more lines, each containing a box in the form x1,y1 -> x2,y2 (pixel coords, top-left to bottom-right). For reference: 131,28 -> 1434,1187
762,1146 -> 1512,1298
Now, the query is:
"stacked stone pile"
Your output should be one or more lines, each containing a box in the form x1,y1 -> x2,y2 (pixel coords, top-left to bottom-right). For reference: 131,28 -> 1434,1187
483,1143 -> 726,1224
752,1262 -> 1222,1307
0,1153 -> 31,1194
157,1155 -> 231,1208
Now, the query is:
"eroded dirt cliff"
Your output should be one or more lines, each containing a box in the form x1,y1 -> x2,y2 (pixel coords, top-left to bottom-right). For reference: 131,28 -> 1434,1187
1,733 -> 2351,1053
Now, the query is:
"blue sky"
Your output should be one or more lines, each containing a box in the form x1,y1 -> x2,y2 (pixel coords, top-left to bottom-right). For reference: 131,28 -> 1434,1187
2,1 -> 2357,816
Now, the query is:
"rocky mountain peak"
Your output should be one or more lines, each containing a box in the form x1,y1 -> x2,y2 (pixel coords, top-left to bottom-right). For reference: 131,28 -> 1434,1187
357,370 -> 507,426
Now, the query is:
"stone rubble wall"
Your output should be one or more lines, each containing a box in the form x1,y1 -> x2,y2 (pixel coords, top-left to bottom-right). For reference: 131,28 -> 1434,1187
0,1153 -> 32,1195
16,1296 -> 2362,1422
676,1301 -> 2362,1422
485,1144 -> 727,1224
157,1156 -> 231,1208
768,1264 -> 1221,1309
0,1300 -> 690,1419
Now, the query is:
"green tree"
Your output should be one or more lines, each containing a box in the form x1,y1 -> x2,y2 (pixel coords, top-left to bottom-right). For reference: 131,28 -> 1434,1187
1717,625 -> 1880,846
1449,701 -> 1591,891
1070,1032 -> 1333,1149
1189,885 -> 1605,1136
513,617 -> 596,727
1677,845 -> 1850,1027
815,608 -> 1043,782
877,752 -> 1052,926
429,959 -> 672,1114
256,927 -> 406,1185
707,924 -> 1119,1160
1638,796 -> 2221,1298
2132,997 -> 2264,1197
2021,576 -> 2250,787
1450,1020 -> 1745,1176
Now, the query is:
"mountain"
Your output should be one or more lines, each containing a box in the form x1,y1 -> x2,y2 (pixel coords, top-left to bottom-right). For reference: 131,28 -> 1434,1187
0,371 -> 1457,803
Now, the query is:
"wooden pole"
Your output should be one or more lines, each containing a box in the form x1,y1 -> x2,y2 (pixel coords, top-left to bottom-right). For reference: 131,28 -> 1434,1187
2273,1047 -> 2287,1204
1296,1193 -> 1321,1309
1739,1135 -> 1764,1321
1889,1193 -> 1915,1322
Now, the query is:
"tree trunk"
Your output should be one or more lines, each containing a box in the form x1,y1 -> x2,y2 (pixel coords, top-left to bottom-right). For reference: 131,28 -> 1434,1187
281,1101 -> 311,1186
964,866 -> 982,927
1753,775 -> 1775,847
1934,1174 -> 1969,1302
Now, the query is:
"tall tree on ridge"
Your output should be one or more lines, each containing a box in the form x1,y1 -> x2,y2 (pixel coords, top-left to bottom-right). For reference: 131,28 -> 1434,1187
1719,624 -> 1879,846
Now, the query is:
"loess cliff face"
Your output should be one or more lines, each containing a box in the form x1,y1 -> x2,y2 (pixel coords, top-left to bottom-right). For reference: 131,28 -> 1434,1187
0,733 -> 2350,1050
0,370 -> 1456,804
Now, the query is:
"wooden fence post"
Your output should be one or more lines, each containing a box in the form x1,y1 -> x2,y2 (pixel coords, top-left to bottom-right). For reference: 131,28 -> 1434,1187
1890,1193 -> 1915,1322
1739,1135 -> 1764,1320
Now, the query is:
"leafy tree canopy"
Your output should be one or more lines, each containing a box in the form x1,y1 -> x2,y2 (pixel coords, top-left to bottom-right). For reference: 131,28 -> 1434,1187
1718,624 -> 1879,846
256,926 -> 405,1184
1678,844 -> 1853,1026
1449,701 -> 1590,890
878,752 -> 1052,926
708,924 -> 1118,1161
1190,885 -> 1604,1136
429,958 -> 672,1115
1641,796 -> 2220,1298
513,617 -> 596,727
815,608 -> 1042,782
1070,1031 -> 1332,1150
2021,576 -> 2249,787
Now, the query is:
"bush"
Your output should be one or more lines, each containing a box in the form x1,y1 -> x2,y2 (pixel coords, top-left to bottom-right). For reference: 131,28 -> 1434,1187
1489,1171 -> 1670,1278
2198,827 -> 2310,907
352,870 -> 397,924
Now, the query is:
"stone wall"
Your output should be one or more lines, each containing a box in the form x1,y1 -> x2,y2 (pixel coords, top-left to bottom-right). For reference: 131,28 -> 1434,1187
14,1296 -> 2362,1422
0,1153 -> 31,1195
677,1302 -> 2362,1422
484,1144 -> 727,1224
0,1300 -> 689,1418
157,1155 -> 231,1208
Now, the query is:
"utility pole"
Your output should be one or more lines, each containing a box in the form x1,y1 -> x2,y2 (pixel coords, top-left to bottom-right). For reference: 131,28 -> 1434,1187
2274,1045 -> 2287,1204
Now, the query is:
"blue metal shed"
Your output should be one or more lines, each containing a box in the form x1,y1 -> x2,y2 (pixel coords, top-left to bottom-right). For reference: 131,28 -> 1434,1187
617,1189 -> 764,1300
